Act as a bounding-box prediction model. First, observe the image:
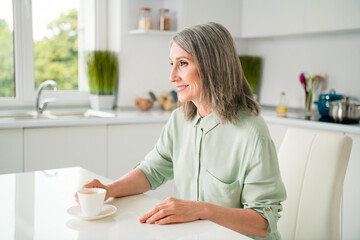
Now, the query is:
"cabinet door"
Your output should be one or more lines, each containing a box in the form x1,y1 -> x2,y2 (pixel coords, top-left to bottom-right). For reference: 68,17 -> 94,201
241,0 -> 304,38
107,123 -> 176,200
342,133 -> 360,240
242,0 -> 360,38
181,0 -> 242,37
305,0 -> 360,33
0,129 -> 23,174
24,126 -> 107,176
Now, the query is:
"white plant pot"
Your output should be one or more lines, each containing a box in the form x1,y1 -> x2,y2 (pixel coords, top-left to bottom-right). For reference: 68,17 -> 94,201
89,94 -> 115,110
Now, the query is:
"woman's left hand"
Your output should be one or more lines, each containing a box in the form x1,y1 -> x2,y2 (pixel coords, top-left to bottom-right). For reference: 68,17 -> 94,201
139,197 -> 203,225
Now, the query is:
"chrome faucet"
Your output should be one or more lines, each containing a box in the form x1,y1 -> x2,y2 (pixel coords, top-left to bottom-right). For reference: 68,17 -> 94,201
36,80 -> 58,114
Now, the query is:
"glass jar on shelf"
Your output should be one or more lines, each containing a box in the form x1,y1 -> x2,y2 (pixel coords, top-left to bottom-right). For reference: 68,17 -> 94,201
158,8 -> 170,31
138,8 -> 151,30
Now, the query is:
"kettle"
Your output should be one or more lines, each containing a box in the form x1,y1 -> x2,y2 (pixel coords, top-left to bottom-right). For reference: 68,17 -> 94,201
314,89 -> 344,117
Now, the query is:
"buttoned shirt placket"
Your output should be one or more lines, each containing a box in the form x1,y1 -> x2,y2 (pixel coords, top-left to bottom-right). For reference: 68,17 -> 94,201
193,116 -> 202,201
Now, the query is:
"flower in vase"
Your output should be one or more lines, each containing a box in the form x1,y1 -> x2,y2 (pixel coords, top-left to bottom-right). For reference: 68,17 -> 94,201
299,72 -> 321,112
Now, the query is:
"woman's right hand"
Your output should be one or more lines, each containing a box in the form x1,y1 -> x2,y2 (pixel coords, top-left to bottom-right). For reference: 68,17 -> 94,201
74,179 -> 111,203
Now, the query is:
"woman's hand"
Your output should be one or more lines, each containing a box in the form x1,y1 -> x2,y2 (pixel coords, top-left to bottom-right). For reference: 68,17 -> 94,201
139,197 -> 204,225
74,179 -> 111,203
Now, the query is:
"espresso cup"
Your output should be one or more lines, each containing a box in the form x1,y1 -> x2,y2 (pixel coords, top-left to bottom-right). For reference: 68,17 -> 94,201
77,188 -> 106,217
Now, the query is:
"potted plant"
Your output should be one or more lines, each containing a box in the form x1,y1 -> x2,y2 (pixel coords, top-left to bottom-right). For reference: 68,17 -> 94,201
86,50 -> 119,110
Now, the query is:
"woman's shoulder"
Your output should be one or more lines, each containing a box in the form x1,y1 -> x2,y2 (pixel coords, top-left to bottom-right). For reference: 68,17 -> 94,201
169,107 -> 185,122
233,110 -> 270,139
166,107 -> 194,127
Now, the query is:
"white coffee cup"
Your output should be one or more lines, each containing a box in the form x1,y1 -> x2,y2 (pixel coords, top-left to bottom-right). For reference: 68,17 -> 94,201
77,188 -> 106,217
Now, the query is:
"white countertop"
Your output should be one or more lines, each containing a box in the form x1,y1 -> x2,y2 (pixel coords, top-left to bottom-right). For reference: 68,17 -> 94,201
0,108 -> 171,129
261,108 -> 360,134
0,107 -> 359,134
0,167 -> 250,240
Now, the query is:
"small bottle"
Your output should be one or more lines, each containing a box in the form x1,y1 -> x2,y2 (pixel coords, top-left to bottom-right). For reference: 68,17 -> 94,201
158,8 -> 170,31
138,8 -> 151,30
276,91 -> 288,117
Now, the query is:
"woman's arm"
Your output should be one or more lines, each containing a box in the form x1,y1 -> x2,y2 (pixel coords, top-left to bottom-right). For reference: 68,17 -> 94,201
107,168 -> 151,198
139,197 -> 269,238
75,168 -> 151,202
201,201 -> 269,238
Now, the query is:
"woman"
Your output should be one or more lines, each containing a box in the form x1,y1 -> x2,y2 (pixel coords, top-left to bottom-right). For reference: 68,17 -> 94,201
77,22 -> 286,239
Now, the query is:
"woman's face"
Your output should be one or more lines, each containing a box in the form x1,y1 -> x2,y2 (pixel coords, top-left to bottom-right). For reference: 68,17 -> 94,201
169,43 -> 201,105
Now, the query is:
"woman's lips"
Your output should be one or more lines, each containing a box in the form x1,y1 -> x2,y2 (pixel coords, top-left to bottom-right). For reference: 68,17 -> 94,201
177,85 -> 189,92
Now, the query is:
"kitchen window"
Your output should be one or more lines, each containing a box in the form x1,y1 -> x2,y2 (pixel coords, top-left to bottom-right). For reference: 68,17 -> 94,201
0,0 -> 108,108
0,0 -> 15,99
32,0 -> 80,91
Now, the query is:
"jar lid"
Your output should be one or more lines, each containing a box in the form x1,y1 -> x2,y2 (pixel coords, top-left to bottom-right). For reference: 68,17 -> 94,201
159,8 -> 169,12
140,8 -> 151,11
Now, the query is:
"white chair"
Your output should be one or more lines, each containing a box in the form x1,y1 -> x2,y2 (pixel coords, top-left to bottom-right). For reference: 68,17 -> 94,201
277,127 -> 352,240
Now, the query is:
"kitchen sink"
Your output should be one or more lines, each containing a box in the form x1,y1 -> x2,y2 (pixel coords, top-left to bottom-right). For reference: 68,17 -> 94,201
0,109 -> 116,120
0,111 -> 39,120
44,109 -> 116,119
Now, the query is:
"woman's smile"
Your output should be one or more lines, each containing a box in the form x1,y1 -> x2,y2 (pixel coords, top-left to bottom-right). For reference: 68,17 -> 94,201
176,84 -> 189,92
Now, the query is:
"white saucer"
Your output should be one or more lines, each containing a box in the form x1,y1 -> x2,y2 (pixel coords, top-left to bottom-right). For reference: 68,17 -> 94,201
67,204 -> 117,220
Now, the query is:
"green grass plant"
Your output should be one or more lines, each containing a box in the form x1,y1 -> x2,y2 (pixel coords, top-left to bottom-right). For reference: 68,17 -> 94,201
86,50 -> 118,95
239,55 -> 262,94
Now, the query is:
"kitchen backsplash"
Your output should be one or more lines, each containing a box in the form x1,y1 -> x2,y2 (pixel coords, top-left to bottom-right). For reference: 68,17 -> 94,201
238,30 -> 360,109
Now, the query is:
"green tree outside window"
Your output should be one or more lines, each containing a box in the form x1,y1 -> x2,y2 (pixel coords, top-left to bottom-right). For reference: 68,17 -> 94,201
0,9 -> 79,98
0,19 -> 14,97
34,9 -> 78,90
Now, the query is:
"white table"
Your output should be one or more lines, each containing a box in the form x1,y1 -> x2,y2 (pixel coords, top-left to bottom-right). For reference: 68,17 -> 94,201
0,167 -> 251,240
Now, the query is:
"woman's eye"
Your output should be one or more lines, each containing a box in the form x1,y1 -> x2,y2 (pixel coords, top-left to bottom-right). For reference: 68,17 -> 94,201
170,62 -> 173,66
180,61 -> 188,66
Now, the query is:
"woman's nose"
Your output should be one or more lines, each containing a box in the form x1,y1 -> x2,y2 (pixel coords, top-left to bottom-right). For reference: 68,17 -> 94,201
169,66 -> 179,83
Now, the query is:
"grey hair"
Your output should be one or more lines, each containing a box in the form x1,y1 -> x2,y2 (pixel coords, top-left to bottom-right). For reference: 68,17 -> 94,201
171,22 -> 260,124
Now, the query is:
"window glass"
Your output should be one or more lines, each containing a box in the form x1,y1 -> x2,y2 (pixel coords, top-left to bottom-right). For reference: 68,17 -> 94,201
32,0 -> 79,90
0,0 -> 15,98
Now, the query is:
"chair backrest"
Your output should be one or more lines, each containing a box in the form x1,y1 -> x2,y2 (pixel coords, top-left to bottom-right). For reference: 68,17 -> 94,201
277,127 -> 352,240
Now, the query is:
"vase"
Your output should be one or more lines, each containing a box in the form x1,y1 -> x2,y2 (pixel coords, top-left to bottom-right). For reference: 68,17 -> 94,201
304,93 -> 312,120
89,94 -> 115,110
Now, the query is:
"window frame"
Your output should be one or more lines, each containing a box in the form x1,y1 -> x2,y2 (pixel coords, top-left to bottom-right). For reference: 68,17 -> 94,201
0,0 -> 108,108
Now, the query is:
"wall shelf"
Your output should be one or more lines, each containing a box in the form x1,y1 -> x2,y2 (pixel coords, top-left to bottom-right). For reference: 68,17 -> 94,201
128,29 -> 177,36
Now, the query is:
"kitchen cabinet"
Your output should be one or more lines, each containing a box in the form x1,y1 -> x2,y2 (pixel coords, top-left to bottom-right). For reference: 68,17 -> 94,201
180,0 -> 242,37
304,0 -> 360,34
24,126 -> 107,176
107,123 -> 176,200
241,0 -> 304,38
0,128 -> 23,174
241,0 -> 360,38
342,133 -> 360,240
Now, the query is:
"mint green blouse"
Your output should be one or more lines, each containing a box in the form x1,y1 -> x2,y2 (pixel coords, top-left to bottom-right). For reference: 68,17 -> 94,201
137,108 -> 286,240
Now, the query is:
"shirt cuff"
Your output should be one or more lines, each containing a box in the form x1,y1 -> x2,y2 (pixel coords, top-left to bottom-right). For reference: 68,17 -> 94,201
252,206 -> 282,240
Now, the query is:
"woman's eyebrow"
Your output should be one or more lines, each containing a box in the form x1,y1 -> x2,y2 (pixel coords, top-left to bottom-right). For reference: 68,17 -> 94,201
169,56 -> 192,61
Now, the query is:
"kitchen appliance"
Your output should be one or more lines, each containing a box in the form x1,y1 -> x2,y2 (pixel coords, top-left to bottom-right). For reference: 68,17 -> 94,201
315,89 -> 344,117
329,97 -> 360,123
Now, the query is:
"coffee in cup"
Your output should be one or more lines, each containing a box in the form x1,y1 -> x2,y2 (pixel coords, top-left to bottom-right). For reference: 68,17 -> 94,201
77,188 -> 106,217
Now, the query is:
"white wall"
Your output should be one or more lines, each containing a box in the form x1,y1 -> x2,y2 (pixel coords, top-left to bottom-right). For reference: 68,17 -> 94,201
242,30 -> 360,108
117,0 -> 175,108
117,34 -> 174,107
115,0 -> 360,109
